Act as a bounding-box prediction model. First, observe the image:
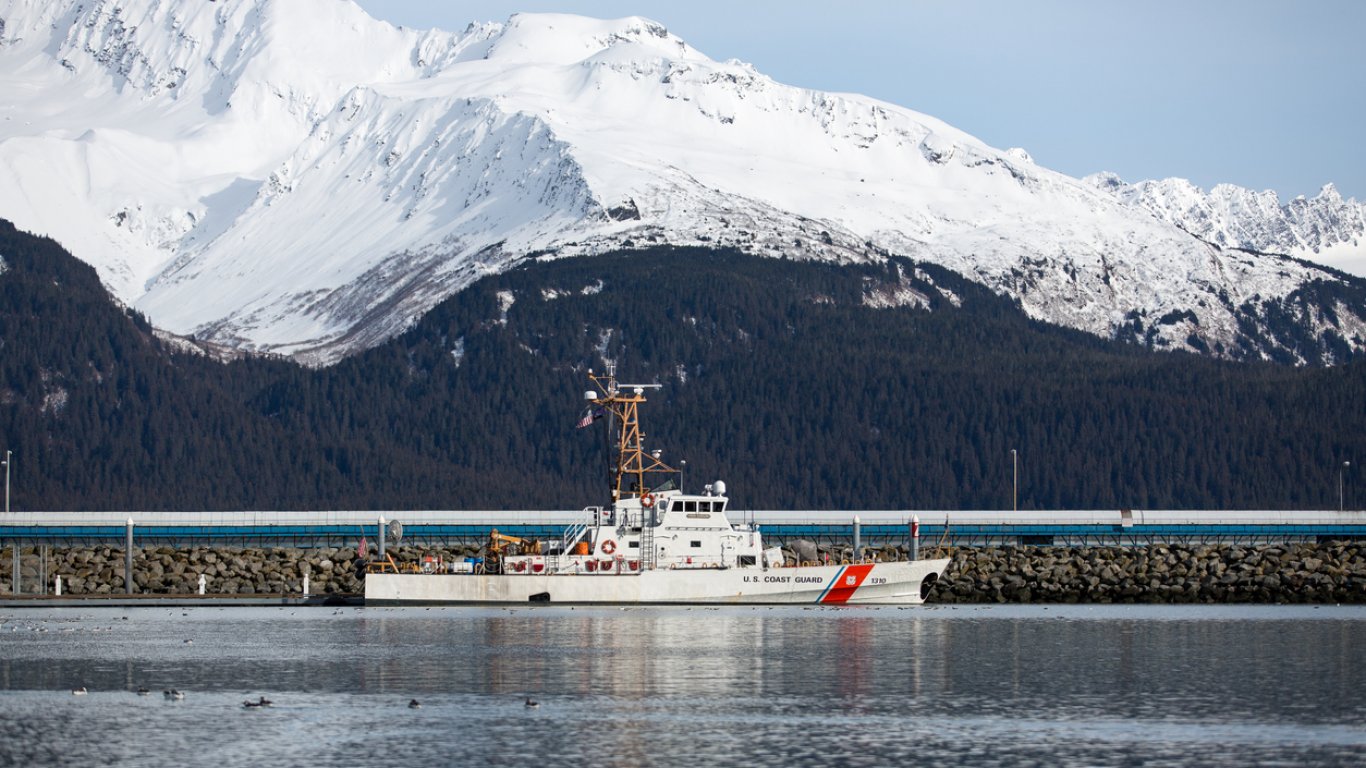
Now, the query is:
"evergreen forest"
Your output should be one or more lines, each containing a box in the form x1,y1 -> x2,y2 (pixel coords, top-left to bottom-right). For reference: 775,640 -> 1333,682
1,219 -> 1363,512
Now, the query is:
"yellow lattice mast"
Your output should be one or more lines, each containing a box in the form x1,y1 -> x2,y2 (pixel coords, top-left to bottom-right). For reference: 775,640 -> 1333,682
585,366 -> 678,503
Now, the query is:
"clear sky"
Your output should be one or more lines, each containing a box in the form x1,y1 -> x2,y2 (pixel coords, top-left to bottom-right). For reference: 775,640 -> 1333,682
354,0 -> 1366,202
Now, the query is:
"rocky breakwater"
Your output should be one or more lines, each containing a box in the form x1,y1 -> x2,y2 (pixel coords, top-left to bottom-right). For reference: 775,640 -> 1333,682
3,542 -> 1363,602
1,545 -> 363,595
0,544 -> 491,596
927,543 -> 1366,604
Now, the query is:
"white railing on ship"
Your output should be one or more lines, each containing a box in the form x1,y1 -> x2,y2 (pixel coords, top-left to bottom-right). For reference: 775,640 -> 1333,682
561,507 -> 597,555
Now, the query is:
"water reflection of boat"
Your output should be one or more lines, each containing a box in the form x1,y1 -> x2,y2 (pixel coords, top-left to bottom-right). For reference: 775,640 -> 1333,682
365,368 -> 949,605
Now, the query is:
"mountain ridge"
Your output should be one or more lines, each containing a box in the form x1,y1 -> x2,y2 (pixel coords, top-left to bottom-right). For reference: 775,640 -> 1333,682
4,218 -> 1364,510
1087,173 -> 1366,278
1,0 -> 1364,364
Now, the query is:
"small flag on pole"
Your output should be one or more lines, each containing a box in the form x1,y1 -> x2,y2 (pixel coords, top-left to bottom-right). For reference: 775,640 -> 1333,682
576,406 -> 605,429
358,536 -> 368,559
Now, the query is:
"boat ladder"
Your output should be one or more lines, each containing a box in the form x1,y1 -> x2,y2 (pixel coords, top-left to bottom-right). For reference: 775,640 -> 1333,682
640,516 -> 656,571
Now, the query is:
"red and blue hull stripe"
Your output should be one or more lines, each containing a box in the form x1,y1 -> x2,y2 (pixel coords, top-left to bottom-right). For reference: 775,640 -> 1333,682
815,563 -> 875,604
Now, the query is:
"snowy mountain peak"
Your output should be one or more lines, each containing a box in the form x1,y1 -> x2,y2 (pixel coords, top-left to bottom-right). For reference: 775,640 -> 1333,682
485,13 -> 688,67
1086,173 -> 1366,277
2,0 -> 1364,365
1308,182 -> 1342,203
1,0 -> 479,106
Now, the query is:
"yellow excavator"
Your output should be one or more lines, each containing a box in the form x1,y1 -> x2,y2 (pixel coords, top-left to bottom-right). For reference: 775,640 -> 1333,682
485,529 -> 542,573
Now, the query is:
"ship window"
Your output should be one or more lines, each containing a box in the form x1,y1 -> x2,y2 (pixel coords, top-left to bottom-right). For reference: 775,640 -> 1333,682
690,540 -> 702,548
739,555 -> 755,566
684,501 -> 698,512
629,541 -> 639,548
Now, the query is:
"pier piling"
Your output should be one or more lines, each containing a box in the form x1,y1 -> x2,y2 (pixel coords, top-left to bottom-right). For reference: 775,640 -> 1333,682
125,518 -> 134,595
910,515 -> 920,561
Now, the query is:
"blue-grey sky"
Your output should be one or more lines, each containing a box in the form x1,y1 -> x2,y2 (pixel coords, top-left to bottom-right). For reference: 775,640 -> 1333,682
355,0 -> 1366,201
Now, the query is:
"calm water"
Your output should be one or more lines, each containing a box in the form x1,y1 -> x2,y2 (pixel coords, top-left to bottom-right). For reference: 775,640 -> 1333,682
1,604 -> 1363,767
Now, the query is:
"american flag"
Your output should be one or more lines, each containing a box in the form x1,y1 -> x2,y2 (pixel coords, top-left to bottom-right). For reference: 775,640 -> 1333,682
576,406 -> 605,429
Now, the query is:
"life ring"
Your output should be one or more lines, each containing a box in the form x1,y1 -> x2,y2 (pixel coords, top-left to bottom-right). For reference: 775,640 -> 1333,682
601,540 -> 617,555
641,493 -> 655,507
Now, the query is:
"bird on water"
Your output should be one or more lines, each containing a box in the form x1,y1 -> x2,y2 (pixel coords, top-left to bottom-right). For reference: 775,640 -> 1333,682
525,698 -> 539,708
408,699 -> 422,709
71,687 -> 87,696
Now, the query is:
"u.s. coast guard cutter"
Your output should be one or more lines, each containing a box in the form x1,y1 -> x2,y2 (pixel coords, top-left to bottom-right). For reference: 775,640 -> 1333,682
365,370 -> 949,605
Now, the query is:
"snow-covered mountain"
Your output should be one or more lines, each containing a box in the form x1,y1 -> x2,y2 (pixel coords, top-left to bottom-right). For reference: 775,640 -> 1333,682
1,0 -> 1363,365
1087,174 -> 1366,278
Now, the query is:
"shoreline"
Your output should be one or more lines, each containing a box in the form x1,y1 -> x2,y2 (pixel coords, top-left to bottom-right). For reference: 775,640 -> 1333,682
2,542 -> 1362,604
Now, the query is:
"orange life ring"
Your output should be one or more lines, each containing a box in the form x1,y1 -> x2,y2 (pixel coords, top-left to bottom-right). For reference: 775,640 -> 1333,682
601,540 -> 617,555
641,493 -> 655,507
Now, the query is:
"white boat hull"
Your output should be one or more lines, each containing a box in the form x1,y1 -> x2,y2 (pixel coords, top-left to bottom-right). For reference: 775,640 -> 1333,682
365,558 -> 950,605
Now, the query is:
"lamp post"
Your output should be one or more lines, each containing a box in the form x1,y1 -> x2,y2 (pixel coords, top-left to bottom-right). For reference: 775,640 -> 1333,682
4,451 -> 10,595
1010,449 -> 1018,513
1342,461 -> 1351,512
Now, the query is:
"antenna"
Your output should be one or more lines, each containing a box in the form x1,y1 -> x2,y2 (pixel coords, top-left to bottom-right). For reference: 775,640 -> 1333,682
584,369 -> 678,503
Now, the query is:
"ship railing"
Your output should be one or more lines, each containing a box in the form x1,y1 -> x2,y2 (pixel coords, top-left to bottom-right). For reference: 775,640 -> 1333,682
536,554 -> 646,575
561,525 -> 585,552
562,512 -> 593,553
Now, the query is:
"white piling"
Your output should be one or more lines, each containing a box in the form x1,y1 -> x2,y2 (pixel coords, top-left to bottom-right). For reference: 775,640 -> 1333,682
853,515 -> 861,561
55,574 -> 62,596
125,518 -> 134,595
910,515 -> 920,561
303,573 -> 310,596
378,516 -> 387,560
198,573 -> 206,596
